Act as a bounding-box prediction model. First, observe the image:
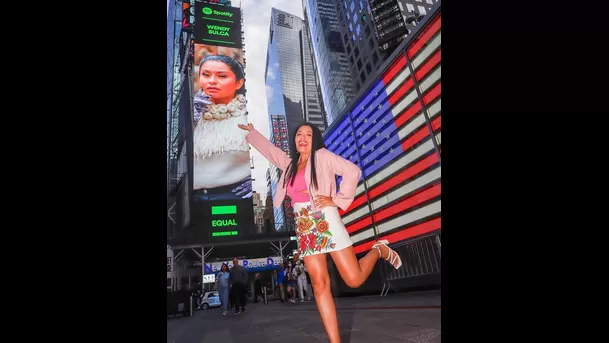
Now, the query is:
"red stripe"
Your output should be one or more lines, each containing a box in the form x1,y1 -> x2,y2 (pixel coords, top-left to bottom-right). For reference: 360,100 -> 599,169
373,184 -> 441,223
353,218 -> 442,254
408,15 -> 441,59
368,153 -> 439,199
414,49 -> 441,81
382,55 -> 406,85
338,193 -> 367,216
401,125 -> 431,152
422,82 -> 441,105
346,215 -> 373,234
394,100 -> 422,128
388,77 -> 415,106
431,116 -> 441,132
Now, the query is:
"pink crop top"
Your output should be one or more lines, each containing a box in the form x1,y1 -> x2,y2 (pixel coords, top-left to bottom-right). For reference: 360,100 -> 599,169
286,169 -> 310,205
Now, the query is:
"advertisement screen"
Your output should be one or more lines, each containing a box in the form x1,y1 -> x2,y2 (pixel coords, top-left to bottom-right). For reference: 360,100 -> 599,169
191,2 -> 253,236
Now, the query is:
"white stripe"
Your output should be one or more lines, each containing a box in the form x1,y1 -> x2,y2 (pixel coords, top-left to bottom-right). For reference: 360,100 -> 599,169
371,167 -> 441,211
343,202 -> 371,224
412,31 -> 441,68
435,132 -> 441,145
344,167 -> 440,225
350,227 -> 375,244
419,66 -> 441,94
385,66 -> 411,95
397,113 -> 426,140
377,200 -> 441,234
427,99 -> 441,119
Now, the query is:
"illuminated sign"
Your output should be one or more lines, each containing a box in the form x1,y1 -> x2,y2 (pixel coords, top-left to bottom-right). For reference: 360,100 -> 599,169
212,230 -> 239,237
211,205 -> 237,215
194,2 -> 242,48
203,256 -> 283,274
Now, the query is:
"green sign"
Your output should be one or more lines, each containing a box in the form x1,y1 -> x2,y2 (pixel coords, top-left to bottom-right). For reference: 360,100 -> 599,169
194,2 -> 242,48
211,205 -> 237,215
212,230 -> 239,237
212,219 -> 238,227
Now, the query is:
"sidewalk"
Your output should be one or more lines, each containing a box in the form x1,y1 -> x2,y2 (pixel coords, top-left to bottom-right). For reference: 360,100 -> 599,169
167,290 -> 440,343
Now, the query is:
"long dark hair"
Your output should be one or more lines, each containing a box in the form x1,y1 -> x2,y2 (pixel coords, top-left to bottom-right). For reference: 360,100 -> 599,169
220,263 -> 229,272
283,123 -> 326,190
198,55 -> 246,95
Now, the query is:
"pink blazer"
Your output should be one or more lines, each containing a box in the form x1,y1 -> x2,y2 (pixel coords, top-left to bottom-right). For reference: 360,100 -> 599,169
246,128 -> 362,212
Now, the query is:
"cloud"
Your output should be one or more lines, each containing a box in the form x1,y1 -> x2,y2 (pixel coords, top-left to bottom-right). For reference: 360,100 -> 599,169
234,0 -> 304,198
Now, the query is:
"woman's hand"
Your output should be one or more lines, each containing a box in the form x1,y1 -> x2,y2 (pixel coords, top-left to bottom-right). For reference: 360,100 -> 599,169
238,123 -> 253,131
314,195 -> 337,209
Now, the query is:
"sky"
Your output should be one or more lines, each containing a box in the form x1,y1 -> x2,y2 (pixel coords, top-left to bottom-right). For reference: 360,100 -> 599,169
234,0 -> 305,198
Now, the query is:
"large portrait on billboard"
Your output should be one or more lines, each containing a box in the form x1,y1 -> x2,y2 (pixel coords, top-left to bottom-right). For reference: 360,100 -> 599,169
192,43 -> 251,201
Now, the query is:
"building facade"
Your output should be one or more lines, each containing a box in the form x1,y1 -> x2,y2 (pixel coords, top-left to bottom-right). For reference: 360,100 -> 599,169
336,0 -> 438,94
265,8 -> 327,231
303,0 -> 356,126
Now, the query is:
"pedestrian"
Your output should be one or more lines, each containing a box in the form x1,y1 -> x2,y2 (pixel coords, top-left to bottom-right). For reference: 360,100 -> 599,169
296,260 -> 311,302
285,260 -> 298,303
254,273 -> 262,303
275,262 -> 286,302
216,263 -> 230,316
239,123 -> 403,343
228,257 -> 248,314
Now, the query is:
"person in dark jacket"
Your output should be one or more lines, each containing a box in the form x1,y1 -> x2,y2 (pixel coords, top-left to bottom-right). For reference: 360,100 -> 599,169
229,258 -> 248,314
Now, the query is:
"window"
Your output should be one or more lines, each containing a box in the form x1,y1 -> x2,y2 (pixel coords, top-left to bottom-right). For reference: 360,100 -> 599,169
359,71 -> 366,83
354,47 -> 359,58
362,13 -> 367,24
347,11 -> 350,20
426,0 -> 434,4
369,38 -> 374,49
349,23 -> 353,32
357,59 -> 363,70
365,62 -> 372,74
356,24 -> 361,36
372,52 -> 379,64
360,0 -> 364,10
353,12 -> 358,23
365,25 -> 371,36
398,2 -> 404,12
407,4 -> 415,12
350,1 -> 355,12
418,6 -> 427,15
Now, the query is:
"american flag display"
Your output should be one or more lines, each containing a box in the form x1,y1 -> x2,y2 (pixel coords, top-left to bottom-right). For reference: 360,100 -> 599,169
323,11 -> 441,255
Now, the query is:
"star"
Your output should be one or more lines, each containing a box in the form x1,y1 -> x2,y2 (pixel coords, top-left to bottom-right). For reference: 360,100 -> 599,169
389,148 -> 394,153
350,155 -> 353,160
386,135 -> 391,140
347,143 -> 350,147
382,119 -> 387,123
362,144 -> 366,149
365,158 -> 369,163
374,160 -> 378,164
378,104 -> 383,109
376,132 -> 380,137
367,132 -> 371,136
364,118 -> 368,123
361,106 -> 365,111
373,119 -> 377,124
370,146 -> 375,152
338,131 -> 341,135
375,92 -> 379,97
359,132 -> 363,136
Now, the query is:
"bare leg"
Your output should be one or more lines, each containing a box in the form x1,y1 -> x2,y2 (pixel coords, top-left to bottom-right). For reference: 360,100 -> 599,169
304,254 -> 341,343
330,244 -> 395,288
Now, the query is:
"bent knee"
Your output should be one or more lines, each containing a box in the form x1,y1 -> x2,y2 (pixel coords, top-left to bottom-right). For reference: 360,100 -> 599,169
343,275 -> 363,289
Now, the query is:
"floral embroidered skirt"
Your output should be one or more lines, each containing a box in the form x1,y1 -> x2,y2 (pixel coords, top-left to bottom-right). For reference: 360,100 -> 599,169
293,201 -> 353,257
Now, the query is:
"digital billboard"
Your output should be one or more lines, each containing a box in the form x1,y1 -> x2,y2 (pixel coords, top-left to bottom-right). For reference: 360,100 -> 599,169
191,2 -> 254,236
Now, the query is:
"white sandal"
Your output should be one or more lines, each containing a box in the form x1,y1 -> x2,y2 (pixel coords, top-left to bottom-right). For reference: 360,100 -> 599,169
372,240 -> 403,270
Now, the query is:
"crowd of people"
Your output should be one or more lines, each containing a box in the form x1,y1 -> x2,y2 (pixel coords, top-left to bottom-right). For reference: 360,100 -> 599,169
206,256 -> 311,317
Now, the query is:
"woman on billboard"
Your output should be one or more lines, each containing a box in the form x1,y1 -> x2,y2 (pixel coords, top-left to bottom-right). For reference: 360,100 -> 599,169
192,54 -> 252,200
238,123 -> 403,343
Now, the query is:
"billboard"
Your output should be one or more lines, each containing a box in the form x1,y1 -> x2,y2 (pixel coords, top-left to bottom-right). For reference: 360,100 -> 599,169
203,256 -> 284,275
191,2 -> 254,236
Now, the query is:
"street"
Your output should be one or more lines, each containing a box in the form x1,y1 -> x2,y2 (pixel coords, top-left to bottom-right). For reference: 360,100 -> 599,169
167,290 -> 441,343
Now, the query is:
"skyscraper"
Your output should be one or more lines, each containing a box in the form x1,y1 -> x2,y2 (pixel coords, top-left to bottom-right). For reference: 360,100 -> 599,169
336,0 -> 438,93
303,0 -> 356,126
265,8 -> 326,231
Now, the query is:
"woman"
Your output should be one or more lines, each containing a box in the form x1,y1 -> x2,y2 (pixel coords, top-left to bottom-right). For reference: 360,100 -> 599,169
239,122 -> 402,343
285,260 -> 298,304
216,263 -> 230,316
193,55 -> 252,201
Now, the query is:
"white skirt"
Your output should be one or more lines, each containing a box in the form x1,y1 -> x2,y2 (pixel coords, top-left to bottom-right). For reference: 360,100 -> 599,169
293,201 -> 353,257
